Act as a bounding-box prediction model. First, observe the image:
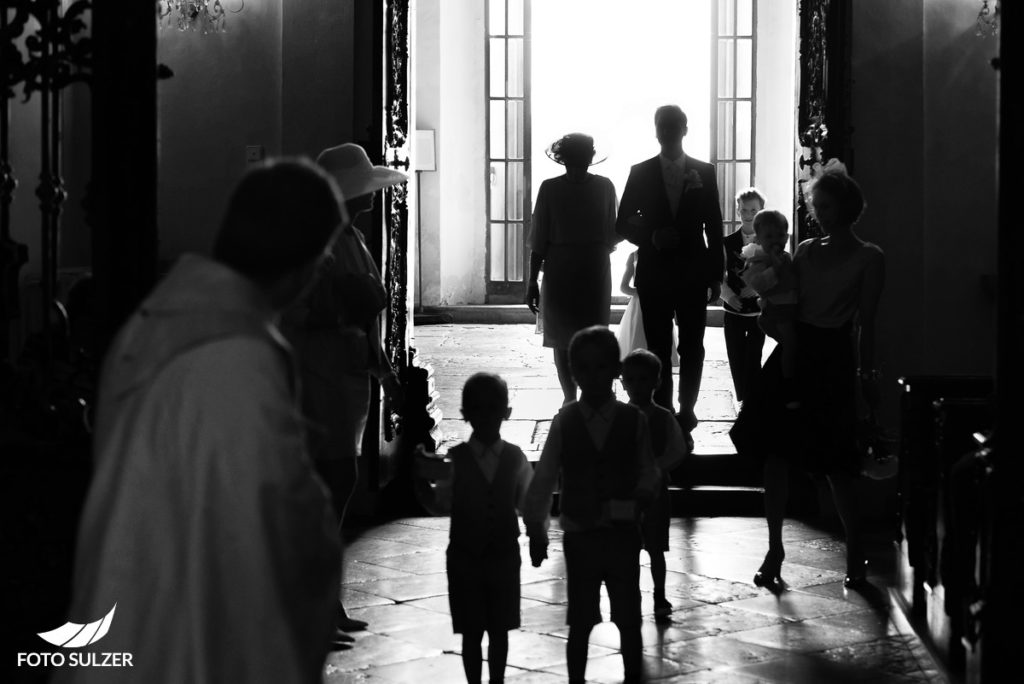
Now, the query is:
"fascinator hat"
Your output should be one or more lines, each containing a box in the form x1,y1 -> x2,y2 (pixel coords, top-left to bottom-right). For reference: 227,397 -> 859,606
545,132 -> 608,166
316,143 -> 408,200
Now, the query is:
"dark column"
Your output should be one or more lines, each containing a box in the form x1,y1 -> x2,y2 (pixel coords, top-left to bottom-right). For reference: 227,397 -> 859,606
89,0 -> 158,356
989,2 -> 1022,679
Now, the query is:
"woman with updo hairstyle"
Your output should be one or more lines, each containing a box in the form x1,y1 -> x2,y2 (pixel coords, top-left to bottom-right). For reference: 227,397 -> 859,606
526,133 -> 622,404
731,159 -> 885,593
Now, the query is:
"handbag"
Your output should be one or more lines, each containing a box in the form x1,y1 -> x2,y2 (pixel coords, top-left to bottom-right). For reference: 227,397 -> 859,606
856,410 -> 898,480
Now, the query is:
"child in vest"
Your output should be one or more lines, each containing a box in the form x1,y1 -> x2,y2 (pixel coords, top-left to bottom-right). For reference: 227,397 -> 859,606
523,326 -> 659,684
740,209 -> 799,406
621,349 -> 688,623
445,373 -> 533,684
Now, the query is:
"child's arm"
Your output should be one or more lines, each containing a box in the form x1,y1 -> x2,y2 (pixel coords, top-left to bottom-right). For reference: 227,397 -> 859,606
631,413 -> 660,508
513,446 -> 534,514
522,417 -> 564,566
619,251 -> 638,297
658,415 -> 689,473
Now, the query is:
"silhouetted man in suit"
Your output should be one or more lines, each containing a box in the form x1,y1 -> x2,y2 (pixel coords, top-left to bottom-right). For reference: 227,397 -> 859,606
616,105 -> 724,447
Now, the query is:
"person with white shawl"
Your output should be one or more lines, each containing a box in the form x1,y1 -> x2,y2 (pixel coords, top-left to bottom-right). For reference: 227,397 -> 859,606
55,159 -> 345,683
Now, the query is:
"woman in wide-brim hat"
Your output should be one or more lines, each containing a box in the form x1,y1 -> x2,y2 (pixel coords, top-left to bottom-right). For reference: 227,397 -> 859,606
526,133 -> 621,403
282,143 -> 407,644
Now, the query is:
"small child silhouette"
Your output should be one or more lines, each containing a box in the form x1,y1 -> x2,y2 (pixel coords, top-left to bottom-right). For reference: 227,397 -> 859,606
621,349 -> 688,623
443,373 -> 532,684
523,326 -> 659,684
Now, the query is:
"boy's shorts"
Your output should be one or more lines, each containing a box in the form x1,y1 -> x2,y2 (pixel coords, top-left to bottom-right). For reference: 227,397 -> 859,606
563,526 -> 642,629
641,482 -> 671,553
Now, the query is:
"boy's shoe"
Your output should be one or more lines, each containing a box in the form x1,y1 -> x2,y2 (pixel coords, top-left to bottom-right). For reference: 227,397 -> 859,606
654,599 -> 673,622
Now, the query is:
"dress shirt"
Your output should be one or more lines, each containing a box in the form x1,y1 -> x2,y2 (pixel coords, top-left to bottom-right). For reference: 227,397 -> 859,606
465,435 -> 533,509
522,398 -> 659,536
659,152 -> 688,217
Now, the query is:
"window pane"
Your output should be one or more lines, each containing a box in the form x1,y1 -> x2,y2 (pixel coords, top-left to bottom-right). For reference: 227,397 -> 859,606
489,0 -> 505,35
718,0 -> 735,36
736,101 -> 751,159
737,39 -> 752,98
507,161 -> 524,220
490,224 -> 506,281
490,38 -> 505,97
507,38 -> 524,97
507,222 -> 524,281
490,100 -> 506,158
717,100 -> 734,160
717,163 -> 729,216
737,0 -> 753,36
490,163 -> 506,220
717,39 -> 734,98
734,163 -> 751,196
721,163 -> 735,218
508,0 -> 524,35
507,99 -> 524,159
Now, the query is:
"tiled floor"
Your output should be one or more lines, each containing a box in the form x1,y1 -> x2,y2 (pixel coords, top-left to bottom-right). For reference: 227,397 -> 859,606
327,517 -> 943,683
324,324 -> 946,682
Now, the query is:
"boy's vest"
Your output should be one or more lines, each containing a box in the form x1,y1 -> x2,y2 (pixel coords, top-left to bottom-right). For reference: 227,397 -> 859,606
643,404 -> 671,465
723,229 -> 760,315
448,442 -> 521,555
559,402 -> 641,528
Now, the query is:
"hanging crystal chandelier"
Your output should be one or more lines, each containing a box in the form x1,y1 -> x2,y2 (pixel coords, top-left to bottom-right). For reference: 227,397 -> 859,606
157,1 -> 244,34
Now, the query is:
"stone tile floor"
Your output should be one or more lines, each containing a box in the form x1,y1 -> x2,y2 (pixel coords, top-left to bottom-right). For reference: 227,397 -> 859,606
323,324 -> 946,682
328,517 -> 944,683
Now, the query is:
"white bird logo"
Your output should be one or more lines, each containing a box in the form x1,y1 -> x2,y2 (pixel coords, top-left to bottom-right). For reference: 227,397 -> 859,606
37,604 -> 117,648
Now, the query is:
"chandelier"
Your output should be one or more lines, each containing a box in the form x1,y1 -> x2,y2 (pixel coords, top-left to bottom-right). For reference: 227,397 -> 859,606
157,1 -> 245,34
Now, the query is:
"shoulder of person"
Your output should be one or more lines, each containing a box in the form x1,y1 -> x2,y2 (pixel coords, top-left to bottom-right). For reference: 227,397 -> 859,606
859,240 -> 885,258
794,237 -> 819,257
500,440 -> 526,458
688,156 -> 714,172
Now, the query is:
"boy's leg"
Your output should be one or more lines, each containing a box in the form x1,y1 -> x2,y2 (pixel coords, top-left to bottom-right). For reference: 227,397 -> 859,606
723,313 -> 747,402
742,316 -> 766,401
461,631 -> 483,683
486,630 -> 509,683
606,528 -> 644,681
563,531 -> 603,684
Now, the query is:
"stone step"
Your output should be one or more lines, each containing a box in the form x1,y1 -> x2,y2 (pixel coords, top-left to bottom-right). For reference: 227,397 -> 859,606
415,305 -> 727,326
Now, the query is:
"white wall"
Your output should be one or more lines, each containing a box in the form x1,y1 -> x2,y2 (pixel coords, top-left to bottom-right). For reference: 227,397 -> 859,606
156,0 -> 284,261
436,0 -> 487,304
414,0 -> 442,307
754,0 -> 798,225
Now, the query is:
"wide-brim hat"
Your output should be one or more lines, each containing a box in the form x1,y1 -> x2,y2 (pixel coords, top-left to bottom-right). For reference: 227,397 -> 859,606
545,133 -> 608,166
316,143 -> 408,200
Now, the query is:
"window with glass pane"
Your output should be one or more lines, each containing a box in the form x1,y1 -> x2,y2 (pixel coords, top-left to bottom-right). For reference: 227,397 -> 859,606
486,0 -> 531,299
712,0 -> 756,236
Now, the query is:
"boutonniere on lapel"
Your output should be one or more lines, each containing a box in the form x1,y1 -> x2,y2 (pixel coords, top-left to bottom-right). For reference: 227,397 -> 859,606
682,169 -> 703,192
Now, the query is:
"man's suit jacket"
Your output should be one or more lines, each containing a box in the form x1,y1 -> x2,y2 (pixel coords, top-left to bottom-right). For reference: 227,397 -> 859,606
616,155 -> 724,292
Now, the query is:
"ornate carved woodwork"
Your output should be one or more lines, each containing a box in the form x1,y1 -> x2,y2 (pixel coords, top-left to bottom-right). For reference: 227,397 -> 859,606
796,0 -> 851,241
1,0 -> 90,362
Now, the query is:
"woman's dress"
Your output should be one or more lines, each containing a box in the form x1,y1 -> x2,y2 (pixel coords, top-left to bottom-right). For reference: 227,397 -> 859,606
730,238 -> 883,475
617,294 -> 680,365
530,174 -> 620,348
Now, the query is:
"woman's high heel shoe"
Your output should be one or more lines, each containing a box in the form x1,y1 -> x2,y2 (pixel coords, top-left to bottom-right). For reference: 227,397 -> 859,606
844,556 -> 868,589
753,551 -> 787,593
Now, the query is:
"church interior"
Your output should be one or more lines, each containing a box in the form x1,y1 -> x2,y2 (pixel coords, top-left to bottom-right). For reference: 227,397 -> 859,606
2,1 -> 1020,682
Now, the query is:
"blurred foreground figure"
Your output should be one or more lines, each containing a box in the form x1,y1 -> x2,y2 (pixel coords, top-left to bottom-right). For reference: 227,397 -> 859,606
55,159 -> 347,684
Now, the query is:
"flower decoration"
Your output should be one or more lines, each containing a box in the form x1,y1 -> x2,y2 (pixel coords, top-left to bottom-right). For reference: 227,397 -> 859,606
683,169 -> 703,192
